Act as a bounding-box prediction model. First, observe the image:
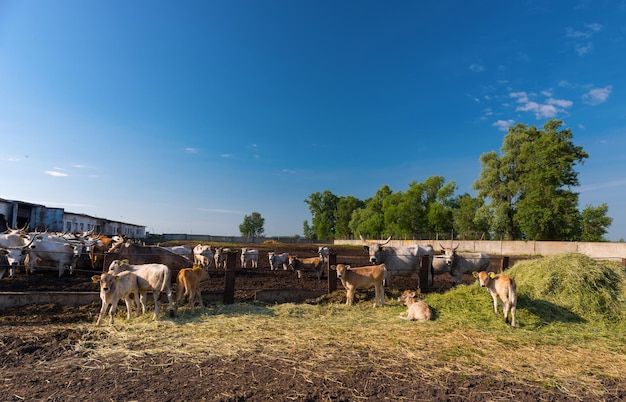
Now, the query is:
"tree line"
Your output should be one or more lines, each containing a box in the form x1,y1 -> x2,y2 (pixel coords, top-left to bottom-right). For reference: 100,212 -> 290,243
302,120 -> 613,242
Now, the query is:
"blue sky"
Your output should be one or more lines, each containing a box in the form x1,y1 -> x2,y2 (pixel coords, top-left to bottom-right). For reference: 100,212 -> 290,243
1,1 -> 625,239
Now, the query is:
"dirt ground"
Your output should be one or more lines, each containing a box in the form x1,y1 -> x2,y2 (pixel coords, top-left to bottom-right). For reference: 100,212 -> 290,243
1,243 -> 622,401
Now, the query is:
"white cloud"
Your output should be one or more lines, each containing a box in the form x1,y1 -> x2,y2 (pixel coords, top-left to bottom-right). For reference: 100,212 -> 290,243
510,91 -> 573,119
44,171 -> 68,177
582,86 -> 612,105
469,64 -> 485,72
493,119 -> 515,131
221,154 -> 233,158
185,147 -> 199,154
576,42 -> 593,56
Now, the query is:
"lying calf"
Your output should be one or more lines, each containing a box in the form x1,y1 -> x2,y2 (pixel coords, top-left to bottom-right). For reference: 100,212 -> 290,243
397,290 -> 432,321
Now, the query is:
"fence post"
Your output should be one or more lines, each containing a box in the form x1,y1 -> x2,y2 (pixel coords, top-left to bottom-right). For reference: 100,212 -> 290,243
419,255 -> 431,293
622,258 -> 626,268
500,256 -> 509,272
327,253 -> 337,293
223,250 -> 237,304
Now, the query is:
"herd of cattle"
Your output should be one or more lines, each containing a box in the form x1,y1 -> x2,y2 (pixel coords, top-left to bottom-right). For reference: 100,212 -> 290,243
0,227 -> 517,327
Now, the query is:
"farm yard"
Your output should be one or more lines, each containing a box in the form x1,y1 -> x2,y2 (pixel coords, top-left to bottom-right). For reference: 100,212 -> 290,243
1,242 -> 626,401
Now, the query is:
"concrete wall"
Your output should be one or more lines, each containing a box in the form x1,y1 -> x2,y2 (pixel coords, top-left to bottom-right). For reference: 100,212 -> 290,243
335,239 -> 626,261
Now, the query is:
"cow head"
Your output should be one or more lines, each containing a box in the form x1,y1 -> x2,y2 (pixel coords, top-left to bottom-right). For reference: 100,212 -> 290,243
397,290 -> 416,306
360,234 -> 392,264
331,264 -> 350,280
440,243 -> 459,266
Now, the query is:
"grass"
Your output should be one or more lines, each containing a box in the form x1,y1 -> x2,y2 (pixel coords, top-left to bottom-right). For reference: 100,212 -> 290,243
75,253 -> 626,399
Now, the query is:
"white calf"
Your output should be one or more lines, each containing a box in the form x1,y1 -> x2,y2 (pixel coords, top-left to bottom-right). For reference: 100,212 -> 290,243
92,271 -> 139,326
240,248 -> 259,269
473,270 -> 517,328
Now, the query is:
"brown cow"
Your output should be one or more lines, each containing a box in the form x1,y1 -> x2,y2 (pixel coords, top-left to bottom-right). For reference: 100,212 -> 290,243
288,255 -> 325,280
397,290 -> 432,321
331,263 -> 386,307
104,239 -> 192,271
176,265 -> 209,312
473,270 -> 517,328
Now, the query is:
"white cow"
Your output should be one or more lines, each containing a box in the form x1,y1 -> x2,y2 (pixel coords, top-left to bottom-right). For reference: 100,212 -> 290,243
473,270 -> 517,328
240,248 -> 259,269
360,234 -> 434,288
193,244 -> 214,268
213,247 -> 231,269
92,271 -> 140,326
27,235 -> 84,277
162,245 -> 193,261
268,251 -> 290,270
0,232 -> 34,278
440,244 -> 490,285
108,259 -> 175,319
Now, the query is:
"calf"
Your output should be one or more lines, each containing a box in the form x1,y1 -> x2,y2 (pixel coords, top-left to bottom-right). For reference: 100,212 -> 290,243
331,263 -> 387,307
176,266 -> 209,312
397,290 -> 432,321
108,259 -> 175,319
92,271 -> 139,326
473,270 -> 517,328
288,255 -> 325,280
193,244 -> 213,268
240,248 -> 259,269
268,251 -> 289,270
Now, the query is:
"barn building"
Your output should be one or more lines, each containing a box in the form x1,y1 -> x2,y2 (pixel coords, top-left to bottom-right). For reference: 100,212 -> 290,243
0,198 -> 146,239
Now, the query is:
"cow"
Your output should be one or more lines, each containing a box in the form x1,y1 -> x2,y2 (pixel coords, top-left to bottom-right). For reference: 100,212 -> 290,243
161,245 -> 193,261
317,246 -> 330,262
104,239 -> 192,272
288,255 -> 325,280
176,265 -> 209,312
26,235 -> 84,277
193,244 -> 214,268
88,235 -> 117,270
108,259 -> 175,319
473,270 -> 517,328
440,244 -> 490,286
213,247 -> 231,269
397,290 -> 432,321
240,248 -> 259,269
268,251 -> 289,271
92,271 -> 140,326
360,234 -> 434,288
0,231 -> 35,278
331,263 -> 386,307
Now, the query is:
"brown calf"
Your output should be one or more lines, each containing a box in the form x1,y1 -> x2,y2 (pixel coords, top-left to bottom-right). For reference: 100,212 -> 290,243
176,266 -> 209,312
288,255 -> 325,280
473,271 -> 517,328
331,263 -> 387,307
397,290 -> 432,321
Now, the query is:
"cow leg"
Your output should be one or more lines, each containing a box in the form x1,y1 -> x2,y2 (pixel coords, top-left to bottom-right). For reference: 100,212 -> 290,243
346,288 -> 355,306
491,293 -> 499,314
153,292 -> 161,320
124,297 -> 134,320
138,291 -> 147,315
510,304 -> 517,328
96,301 -> 108,326
108,297 -> 120,326
166,285 -> 175,318
58,262 -> 65,278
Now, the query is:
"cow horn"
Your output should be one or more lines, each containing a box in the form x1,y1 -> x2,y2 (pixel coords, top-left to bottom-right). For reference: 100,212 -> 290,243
381,235 -> 392,245
358,233 -> 368,243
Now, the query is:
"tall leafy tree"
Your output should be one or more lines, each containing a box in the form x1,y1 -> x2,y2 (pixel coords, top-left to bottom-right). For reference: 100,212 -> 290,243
304,190 -> 339,240
335,196 -> 365,239
239,212 -> 265,238
349,185 -> 392,238
579,203 -> 612,241
474,120 -> 588,240
454,193 -> 490,240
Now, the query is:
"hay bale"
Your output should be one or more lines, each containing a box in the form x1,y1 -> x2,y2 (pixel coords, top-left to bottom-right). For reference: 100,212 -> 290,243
507,253 -> 626,323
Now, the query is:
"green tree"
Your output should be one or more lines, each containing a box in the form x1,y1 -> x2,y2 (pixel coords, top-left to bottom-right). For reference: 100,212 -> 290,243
474,119 -> 588,240
302,220 -> 315,240
304,190 -> 339,240
335,196 -> 365,239
239,212 -> 265,238
349,185 -> 392,238
579,203 -> 612,241
454,193 -> 490,239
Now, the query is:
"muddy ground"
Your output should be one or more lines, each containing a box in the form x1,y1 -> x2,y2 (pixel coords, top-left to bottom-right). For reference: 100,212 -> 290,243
1,243 -> 622,401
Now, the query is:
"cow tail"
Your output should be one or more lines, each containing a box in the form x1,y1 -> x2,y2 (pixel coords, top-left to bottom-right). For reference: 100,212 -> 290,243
509,278 -> 517,305
161,268 -> 172,293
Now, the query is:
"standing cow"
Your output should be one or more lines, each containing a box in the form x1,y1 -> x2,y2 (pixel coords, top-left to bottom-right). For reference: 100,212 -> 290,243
268,251 -> 290,271
240,248 -> 259,269
92,271 -> 140,326
440,244 -> 490,285
108,259 -> 175,319
360,234 -> 434,288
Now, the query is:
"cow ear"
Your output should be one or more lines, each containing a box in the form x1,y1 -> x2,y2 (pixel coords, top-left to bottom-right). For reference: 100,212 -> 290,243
345,265 -> 351,269
330,265 -> 336,271
91,275 -> 100,283
489,272 -> 496,279
123,259 -> 130,264
472,271 -> 479,278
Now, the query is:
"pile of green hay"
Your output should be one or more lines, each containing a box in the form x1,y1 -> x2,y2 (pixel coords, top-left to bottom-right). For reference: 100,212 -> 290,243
507,253 -> 626,323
